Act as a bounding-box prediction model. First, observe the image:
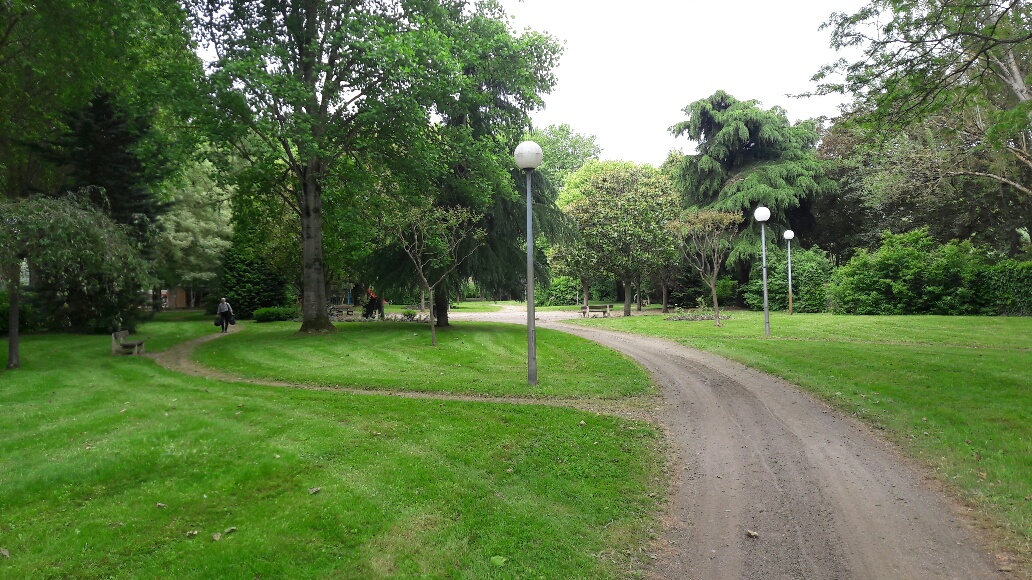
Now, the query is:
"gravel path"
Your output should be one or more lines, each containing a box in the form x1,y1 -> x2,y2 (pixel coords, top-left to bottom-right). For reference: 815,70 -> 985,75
152,306 -> 1015,579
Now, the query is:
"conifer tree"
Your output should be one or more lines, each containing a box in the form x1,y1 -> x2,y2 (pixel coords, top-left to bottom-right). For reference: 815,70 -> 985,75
669,90 -> 834,263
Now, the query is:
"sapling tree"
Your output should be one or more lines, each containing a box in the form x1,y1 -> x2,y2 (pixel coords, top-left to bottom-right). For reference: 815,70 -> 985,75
385,203 -> 483,346
670,210 -> 741,326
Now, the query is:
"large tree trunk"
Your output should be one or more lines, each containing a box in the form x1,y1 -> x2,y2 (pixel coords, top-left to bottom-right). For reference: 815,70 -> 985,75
298,167 -> 334,333
623,278 -> 633,317
434,289 -> 450,327
581,279 -> 590,308
6,271 -> 20,370
661,283 -> 669,314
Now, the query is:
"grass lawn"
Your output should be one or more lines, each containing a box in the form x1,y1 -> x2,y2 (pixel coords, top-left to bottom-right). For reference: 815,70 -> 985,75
0,319 -> 664,578
576,310 -> 1032,552
194,321 -> 652,399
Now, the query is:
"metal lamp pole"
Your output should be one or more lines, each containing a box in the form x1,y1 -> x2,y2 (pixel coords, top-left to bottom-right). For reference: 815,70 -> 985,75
754,206 -> 771,337
514,141 -> 543,385
784,230 -> 795,315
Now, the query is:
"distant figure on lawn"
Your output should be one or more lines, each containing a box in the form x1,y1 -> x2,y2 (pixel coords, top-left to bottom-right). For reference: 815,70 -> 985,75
217,297 -> 234,333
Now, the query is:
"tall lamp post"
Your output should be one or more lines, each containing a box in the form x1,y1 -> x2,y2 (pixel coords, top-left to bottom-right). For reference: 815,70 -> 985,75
784,230 -> 795,315
514,141 -> 543,385
754,206 -> 771,337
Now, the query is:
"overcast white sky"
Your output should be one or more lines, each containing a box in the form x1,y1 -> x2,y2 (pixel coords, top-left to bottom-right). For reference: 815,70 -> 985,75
498,0 -> 867,166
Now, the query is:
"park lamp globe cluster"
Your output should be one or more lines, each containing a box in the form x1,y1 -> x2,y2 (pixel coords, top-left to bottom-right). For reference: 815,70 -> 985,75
514,140 -> 543,385
754,206 -> 771,337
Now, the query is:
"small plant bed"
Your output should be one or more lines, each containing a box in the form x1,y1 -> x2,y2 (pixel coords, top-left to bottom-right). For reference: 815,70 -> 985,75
663,306 -> 732,322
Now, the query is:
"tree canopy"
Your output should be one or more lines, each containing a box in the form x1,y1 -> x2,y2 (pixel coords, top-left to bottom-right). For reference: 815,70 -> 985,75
563,161 -> 678,316
668,90 -> 834,264
191,0 -> 560,331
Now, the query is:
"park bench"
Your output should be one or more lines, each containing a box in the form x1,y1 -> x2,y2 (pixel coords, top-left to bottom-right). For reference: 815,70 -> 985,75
579,304 -> 613,317
329,304 -> 354,317
111,330 -> 145,355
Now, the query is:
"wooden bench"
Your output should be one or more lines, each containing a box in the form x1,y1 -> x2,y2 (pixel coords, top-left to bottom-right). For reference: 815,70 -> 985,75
329,304 -> 354,317
579,304 -> 613,317
111,330 -> 145,355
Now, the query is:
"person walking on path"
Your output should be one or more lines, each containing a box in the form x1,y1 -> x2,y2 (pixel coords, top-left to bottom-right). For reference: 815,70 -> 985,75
217,297 -> 234,333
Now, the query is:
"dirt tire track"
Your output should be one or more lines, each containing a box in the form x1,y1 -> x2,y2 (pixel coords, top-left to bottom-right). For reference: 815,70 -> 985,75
547,322 -> 1006,580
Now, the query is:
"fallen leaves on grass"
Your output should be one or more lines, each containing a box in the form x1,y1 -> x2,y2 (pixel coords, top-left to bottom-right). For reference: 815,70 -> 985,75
1,548 -> 9,558
156,503 -> 167,508
490,556 -> 507,567
309,487 -> 321,495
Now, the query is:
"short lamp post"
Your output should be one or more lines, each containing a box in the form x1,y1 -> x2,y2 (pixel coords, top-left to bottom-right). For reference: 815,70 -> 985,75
784,230 -> 795,315
754,206 -> 771,337
514,140 -> 543,385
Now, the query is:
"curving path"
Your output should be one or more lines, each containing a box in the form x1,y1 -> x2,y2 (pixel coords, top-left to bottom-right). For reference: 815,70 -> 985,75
151,306 -> 1014,579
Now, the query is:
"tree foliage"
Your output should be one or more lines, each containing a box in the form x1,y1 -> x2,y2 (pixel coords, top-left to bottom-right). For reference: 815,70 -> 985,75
154,159 -> 233,304
563,161 -> 678,316
527,124 -> 601,193
1,195 -> 149,369
1,0 -> 202,198
814,1 -> 1031,130
668,90 -> 834,264
190,0 -> 559,332
669,210 -> 740,325
814,1 -> 1032,203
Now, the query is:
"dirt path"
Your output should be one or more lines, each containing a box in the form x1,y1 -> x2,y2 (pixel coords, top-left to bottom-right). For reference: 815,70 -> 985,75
152,307 -> 1014,579
547,321 -> 1009,580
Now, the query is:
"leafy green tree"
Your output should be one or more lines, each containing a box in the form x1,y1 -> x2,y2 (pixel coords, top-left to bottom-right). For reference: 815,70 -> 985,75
217,247 -> 290,319
527,124 -> 601,192
668,90 -> 834,265
669,210 -> 740,325
1,0 -> 202,200
191,0 -> 559,333
383,203 -> 483,345
1,195 -> 149,369
814,1 -> 1031,198
154,160 -> 233,305
564,161 -> 679,316
812,112 -> 1032,259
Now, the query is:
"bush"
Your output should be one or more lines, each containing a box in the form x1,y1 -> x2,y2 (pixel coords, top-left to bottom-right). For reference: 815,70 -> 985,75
0,291 -> 47,334
545,275 -> 580,306
253,306 -> 299,322
982,260 -> 1032,316
827,229 -> 1031,315
714,276 -> 738,305
743,246 -> 834,313
216,252 -> 290,318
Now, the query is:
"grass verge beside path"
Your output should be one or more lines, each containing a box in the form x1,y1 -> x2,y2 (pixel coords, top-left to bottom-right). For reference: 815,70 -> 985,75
576,311 -> 1032,555
0,320 -> 664,578
194,321 -> 653,399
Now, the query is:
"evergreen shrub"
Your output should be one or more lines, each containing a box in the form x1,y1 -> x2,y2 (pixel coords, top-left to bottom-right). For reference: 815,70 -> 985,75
216,252 -> 289,318
828,229 -> 1031,315
546,275 -> 580,306
253,306 -> 299,323
743,246 -> 834,313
